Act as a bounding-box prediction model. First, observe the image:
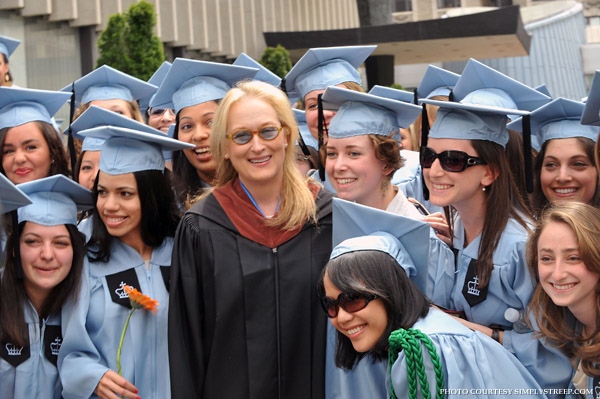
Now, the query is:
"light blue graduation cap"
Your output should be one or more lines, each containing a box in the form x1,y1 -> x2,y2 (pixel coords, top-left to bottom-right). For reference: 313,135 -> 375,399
61,64 -> 157,107
293,109 -> 318,149
139,61 -> 172,114
0,87 -> 71,129
0,173 -> 32,214
416,65 -> 460,101
581,70 -> 600,126
78,120 -> 194,174
16,175 -> 93,226
507,98 -> 598,147
69,105 -> 163,140
0,35 -> 20,59
368,85 -> 414,104
150,57 -> 258,114
322,86 -> 421,140
330,198 -> 430,294
233,53 -> 281,87
283,45 -> 376,100
535,84 -> 552,98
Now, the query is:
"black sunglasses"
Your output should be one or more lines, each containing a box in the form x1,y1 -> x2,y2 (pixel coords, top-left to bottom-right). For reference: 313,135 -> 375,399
420,146 -> 487,172
320,292 -> 378,318
148,107 -> 175,116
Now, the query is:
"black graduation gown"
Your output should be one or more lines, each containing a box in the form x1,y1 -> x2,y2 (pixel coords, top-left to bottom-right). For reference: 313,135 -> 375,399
168,188 -> 333,399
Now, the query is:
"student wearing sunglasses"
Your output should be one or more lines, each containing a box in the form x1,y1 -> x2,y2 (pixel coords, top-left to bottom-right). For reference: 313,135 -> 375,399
318,199 -> 545,399
168,80 -> 334,399
420,59 -> 572,394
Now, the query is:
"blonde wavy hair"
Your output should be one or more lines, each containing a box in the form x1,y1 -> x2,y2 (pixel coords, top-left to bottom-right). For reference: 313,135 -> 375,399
211,80 -> 317,230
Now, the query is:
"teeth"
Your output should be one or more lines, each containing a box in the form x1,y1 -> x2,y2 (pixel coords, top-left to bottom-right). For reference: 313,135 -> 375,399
336,178 -> 356,185
194,148 -> 210,155
554,188 -> 577,194
250,156 -> 270,163
347,325 -> 366,335
553,283 -> 575,290
106,217 -> 125,223
432,184 -> 452,190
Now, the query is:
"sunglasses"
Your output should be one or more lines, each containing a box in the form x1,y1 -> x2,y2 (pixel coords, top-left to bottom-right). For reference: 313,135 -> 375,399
148,107 -> 175,117
420,146 -> 487,172
320,292 -> 378,318
226,126 -> 284,145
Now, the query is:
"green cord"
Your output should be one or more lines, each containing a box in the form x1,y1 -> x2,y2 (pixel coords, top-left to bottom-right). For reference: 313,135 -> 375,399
388,328 -> 444,399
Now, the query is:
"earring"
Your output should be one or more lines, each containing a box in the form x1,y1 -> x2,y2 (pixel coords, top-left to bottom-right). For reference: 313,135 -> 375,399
482,186 -> 486,192
4,74 -> 9,83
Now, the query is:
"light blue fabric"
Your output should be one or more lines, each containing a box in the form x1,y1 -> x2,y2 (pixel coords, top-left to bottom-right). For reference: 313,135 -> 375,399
389,308 -> 547,398
58,238 -> 173,399
0,301 -> 62,399
394,159 -> 444,216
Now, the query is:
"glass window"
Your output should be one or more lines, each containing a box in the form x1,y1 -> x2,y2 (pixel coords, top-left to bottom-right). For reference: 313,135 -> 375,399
395,0 -> 413,12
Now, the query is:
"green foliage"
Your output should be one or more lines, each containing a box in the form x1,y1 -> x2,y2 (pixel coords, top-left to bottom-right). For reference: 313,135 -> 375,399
390,83 -> 405,90
259,45 -> 292,78
96,1 -> 165,80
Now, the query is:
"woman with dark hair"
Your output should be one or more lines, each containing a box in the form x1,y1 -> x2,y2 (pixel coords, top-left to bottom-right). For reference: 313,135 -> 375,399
58,122 -> 193,399
508,98 -> 600,218
318,199 -> 544,398
0,87 -> 71,184
0,35 -> 19,87
0,174 -> 92,398
150,58 -> 258,208
527,202 -> 600,397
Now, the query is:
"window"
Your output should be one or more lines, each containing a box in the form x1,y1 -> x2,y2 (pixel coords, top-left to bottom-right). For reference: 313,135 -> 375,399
437,0 -> 461,9
395,0 -> 413,12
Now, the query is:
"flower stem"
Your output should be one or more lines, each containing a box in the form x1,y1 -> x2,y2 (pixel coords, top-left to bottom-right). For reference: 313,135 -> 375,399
116,309 -> 135,376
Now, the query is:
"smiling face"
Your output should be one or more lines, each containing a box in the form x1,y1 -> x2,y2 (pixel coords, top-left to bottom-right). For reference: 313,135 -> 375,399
2,122 -> 52,184
78,150 -> 101,190
540,138 -> 598,205
147,107 -> 176,133
325,135 -> 392,208
177,101 -> 219,183
537,220 -> 600,319
422,137 -> 495,214
20,222 -> 73,309
223,96 -> 288,191
96,171 -> 143,249
323,272 -> 388,353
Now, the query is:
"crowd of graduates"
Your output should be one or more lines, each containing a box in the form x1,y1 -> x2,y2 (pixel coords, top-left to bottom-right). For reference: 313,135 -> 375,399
1,33 -> 599,399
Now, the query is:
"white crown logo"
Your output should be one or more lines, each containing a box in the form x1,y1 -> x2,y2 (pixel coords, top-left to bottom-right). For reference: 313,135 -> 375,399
5,343 -> 23,356
50,337 -> 62,355
467,276 -> 480,296
115,282 -> 130,299
594,385 -> 600,399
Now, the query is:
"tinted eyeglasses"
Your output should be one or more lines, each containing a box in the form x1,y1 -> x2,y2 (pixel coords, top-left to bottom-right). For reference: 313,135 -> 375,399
320,292 -> 378,318
226,126 -> 284,145
148,107 -> 175,117
420,146 -> 487,172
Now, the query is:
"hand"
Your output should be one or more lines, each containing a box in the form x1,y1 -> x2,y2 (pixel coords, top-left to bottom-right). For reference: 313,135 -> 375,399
422,212 -> 452,246
94,370 -> 140,399
452,317 -> 504,345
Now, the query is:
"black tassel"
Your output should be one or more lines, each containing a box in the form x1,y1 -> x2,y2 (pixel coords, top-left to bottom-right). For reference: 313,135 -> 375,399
413,88 -> 418,105
10,211 -> 23,280
317,94 -> 326,181
67,82 -> 77,177
523,114 -> 533,193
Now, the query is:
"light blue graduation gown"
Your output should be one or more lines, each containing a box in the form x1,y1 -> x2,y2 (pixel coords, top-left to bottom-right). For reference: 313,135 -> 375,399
0,301 -> 62,399
58,238 -> 172,399
389,308 -> 547,399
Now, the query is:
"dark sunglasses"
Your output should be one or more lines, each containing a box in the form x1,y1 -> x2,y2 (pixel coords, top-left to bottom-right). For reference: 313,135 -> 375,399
320,292 -> 378,318
419,146 -> 487,172
148,107 -> 175,116
226,126 -> 283,145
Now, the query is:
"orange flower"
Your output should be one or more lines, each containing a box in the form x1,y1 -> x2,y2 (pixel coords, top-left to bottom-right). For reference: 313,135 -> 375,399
124,285 -> 159,314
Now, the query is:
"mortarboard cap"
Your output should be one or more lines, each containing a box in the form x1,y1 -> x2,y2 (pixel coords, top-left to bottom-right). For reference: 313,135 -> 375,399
139,61 -> 172,115
150,58 -> 258,114
581,70 -> 600,126
283,45 -> 376,100
17,175 -> 93,226
0,173 -> 32,214
0,35 -> 20,59
233,53 -> 282,87
293,109 -> 318,149
330,198 -> 430,294
322,86 -> 421,140
368,85 -> 414,104
61,64 -> 157,107
78,121 -> 194,174
0,87 -> 71,129
507,98 -> 598,146
81,137 -> 105,152
416,65 -> 460,100
69,105 -> 163,140
534,84 -> 552,98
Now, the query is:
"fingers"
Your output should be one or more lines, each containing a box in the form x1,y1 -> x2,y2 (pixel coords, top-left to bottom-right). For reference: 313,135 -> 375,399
95,370 -> 140,399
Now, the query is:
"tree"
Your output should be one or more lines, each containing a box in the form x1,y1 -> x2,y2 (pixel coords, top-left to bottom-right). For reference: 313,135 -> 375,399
259,45 -> 292,78
96,1 -> 164,81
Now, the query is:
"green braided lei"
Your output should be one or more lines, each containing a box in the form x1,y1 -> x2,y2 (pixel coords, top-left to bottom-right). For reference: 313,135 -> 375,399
388,328 -> 444,399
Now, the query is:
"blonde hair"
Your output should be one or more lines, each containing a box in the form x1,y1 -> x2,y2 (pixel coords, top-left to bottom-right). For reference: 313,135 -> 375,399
211,80 -> 317,230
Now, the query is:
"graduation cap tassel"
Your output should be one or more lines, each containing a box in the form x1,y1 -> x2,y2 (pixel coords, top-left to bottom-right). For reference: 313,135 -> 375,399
67,82 -> 77,177
421,104 -> 430,201
279,78 -> 287,97
413,88 -> 418,105
297,131 -> 311,157
523,114 -> 533,194
317,94 -> 326,181
448,90 -> 454,103
10,211 -> 23,280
